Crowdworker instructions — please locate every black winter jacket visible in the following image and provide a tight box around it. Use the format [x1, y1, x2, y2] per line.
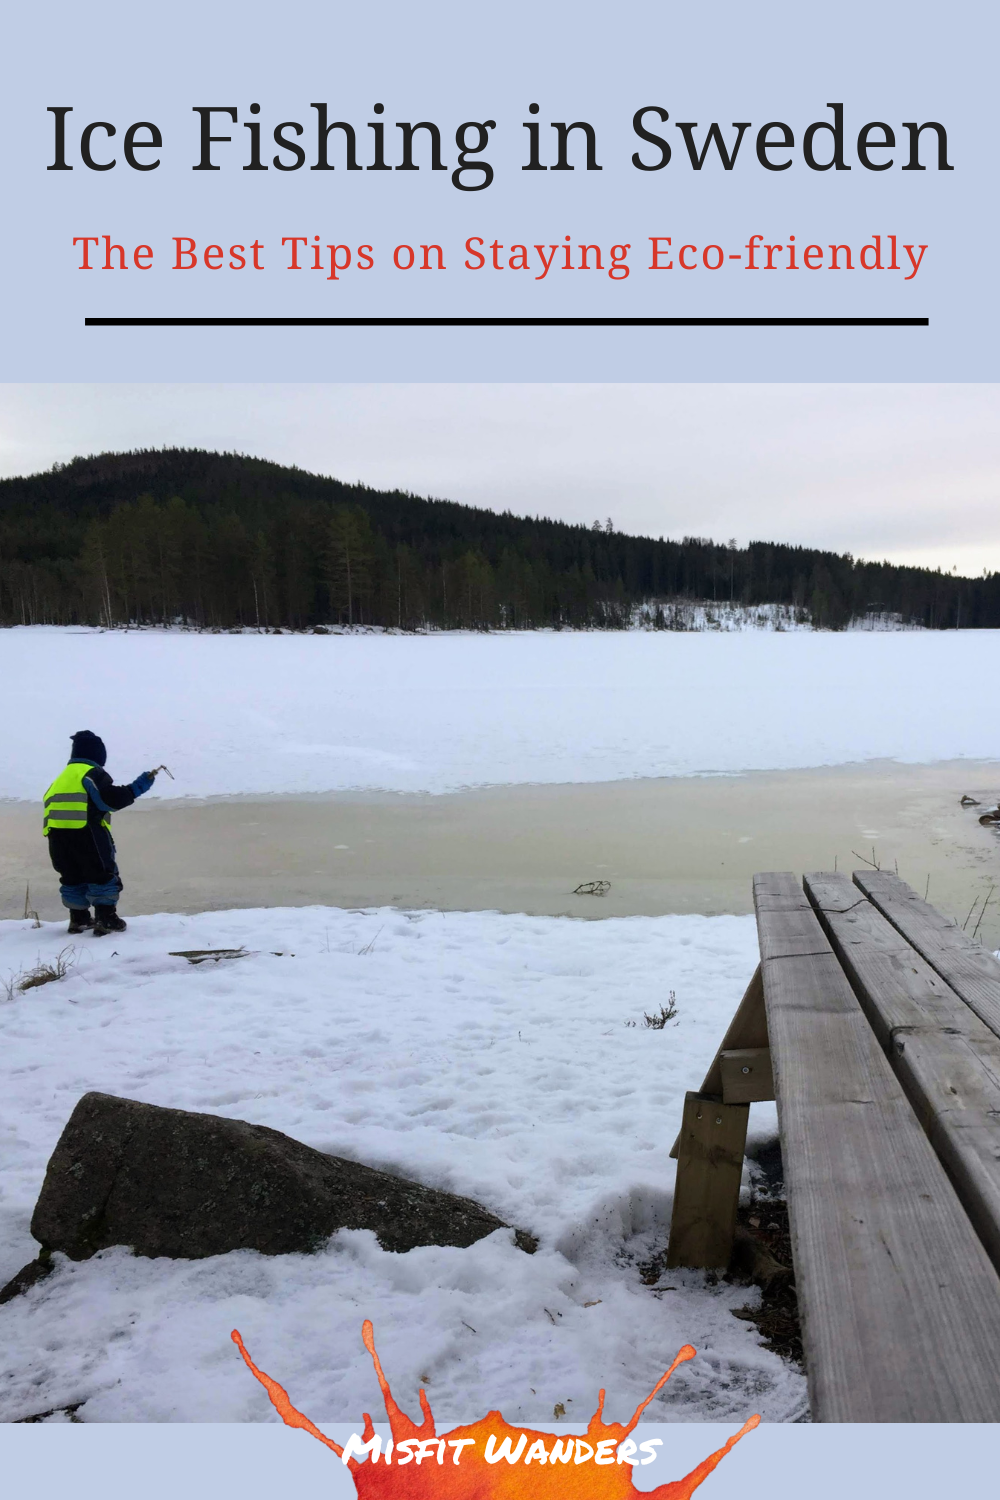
[46, 761, 136, 885]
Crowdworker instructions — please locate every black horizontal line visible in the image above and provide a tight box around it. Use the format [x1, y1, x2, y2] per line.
[85, 315, 928, 329]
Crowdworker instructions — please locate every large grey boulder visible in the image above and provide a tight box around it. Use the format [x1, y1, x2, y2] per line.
[1, 1092, 534, 1299]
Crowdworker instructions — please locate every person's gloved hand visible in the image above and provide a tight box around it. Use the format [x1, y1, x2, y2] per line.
[131, 770, 156, 796]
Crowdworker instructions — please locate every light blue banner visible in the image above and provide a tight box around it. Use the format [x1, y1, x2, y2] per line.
[0, 0, 992, 380]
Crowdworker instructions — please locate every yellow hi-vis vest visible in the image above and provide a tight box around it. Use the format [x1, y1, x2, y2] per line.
[43, 762, 110, 836]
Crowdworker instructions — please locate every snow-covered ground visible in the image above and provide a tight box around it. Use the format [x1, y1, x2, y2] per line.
[2, 626, 999, 799]
[0, 904, 801, 1425]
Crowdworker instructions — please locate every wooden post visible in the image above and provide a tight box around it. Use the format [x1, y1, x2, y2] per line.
[669, 964, 766, 1158]
[666, 1090, 750, 1269]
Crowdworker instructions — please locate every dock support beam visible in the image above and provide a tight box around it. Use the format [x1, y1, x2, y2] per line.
[666, 1091, 750, 1269]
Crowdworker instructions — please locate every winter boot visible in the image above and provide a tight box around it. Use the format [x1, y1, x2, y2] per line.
[93, 905, 127, 937]
[67, 908, 94, 935]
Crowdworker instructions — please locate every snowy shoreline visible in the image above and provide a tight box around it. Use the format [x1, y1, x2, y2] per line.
[0, 599, 920, 636]
[0, 903, 804, 1425]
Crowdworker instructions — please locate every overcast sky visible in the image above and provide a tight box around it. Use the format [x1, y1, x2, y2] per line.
[1, 383, 997, 577]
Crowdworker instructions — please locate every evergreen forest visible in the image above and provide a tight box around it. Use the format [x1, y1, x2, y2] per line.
[0, 448, 994, 631]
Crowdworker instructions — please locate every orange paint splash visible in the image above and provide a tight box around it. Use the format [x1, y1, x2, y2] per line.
[232, 1323, 759, 1498]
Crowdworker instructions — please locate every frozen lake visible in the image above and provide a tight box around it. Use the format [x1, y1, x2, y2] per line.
[2, 626, 1000, 799]
[5, 759, 1000, 949]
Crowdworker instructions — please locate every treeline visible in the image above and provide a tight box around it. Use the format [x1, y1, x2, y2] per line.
[1, 447, 996, 631]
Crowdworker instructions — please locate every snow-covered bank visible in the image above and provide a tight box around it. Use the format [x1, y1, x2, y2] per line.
[2, 627, 1000, 799]
[0, 904, 801, 1424]
[630, 600, 910, 631]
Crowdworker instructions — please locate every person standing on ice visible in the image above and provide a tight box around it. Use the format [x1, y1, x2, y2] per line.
[43, 731, 156, 937]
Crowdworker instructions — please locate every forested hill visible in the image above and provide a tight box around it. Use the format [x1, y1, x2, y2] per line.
[0, 448, 994, 631]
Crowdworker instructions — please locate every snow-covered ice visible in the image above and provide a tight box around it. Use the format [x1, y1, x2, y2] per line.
[1, 626, 999, 799]
[0, 904, 801, 1425]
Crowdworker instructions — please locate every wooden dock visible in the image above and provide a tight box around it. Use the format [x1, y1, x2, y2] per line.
[666, 870, 1000, 1422]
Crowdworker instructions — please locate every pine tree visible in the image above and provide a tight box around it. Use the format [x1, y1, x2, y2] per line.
[326, 506, 375, 625]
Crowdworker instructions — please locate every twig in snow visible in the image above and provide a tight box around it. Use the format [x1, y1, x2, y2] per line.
[23, 884, 41, 928]
[973, 885, 996, 942]
[170, 948, 250, 964]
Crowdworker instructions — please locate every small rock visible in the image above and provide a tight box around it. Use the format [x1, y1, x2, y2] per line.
[0, 1252, 53, 1305]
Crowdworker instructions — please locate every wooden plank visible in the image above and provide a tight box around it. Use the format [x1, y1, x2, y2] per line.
[855, 868, 1000, 1040]
[666, 1092, 749, 1269]
[805, 871, 1000, 1273]
[753, 870, 1000, 1422]
[720, 1047, 774, 1104]
[668, 965, 765, 1158]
